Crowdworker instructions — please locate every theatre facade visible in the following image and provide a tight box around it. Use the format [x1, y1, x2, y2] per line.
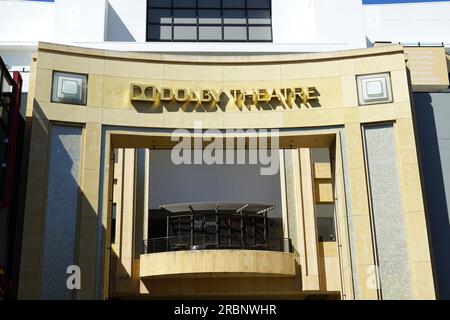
[18, 42, 437, 300]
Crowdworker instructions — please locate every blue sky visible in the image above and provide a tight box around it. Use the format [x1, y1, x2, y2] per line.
[28, 0, 450, 3]
[363, 0, 449, 3]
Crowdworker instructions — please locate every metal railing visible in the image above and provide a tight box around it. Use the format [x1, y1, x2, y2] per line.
[143, 235, 292, 254]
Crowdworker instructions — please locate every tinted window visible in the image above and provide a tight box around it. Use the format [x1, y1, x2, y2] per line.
[148, 0, 170, 7]
[223, 0, 246, 8]
[247, 0, 270, 8]
[148, 9, 171, 23]
[146, 0, 272, 42]
[173, 0, 196, 8]
[198, 0, 220, 7]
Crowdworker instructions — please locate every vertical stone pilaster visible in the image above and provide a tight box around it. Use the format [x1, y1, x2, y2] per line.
[299, 148, 320, 291]
[18, 112, 50, 299]
[344, 123, 378, 300]
[76, 122, 102, 299]
[279, 150, 289, 240]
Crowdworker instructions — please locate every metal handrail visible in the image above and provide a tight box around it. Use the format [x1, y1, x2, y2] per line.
[143, 236, 292, 254]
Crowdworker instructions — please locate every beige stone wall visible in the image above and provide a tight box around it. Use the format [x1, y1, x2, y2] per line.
[404, 47, 450, 92]
[18, 42, 436, 300]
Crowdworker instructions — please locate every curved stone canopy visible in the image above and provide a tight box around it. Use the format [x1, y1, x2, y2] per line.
[160, 202, 274, 215]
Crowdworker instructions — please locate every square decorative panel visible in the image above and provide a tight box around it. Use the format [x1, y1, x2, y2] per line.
[51, 71, 87, 105]
[357, 73, 393, 105]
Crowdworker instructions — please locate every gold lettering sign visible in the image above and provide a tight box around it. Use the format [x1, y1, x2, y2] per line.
[130, 84, 318, 108]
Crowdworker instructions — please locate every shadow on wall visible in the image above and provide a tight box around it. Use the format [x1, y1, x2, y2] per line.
[413, 92, 450, 300]
[105, 2, 136, 42]
[17, 100, 107, 300]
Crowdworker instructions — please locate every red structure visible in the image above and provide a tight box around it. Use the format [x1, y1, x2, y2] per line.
[0, 57, 23, 300]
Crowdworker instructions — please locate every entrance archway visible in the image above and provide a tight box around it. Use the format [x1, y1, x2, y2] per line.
[103, 129, 343, 299]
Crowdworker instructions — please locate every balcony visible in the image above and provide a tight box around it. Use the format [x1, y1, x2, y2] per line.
[140, 249, 296, 279]
[143, 236, 292, 254]
[139, 202, 296, 279]
[140, 237, 294, 278]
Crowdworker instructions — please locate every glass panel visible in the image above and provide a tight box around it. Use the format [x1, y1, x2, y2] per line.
[147, 0, 272, 42]
[198, 0, 220, 8]
[248, 26, 271, 40]
[247, 0, 270, 9]
[223, 0, 245, 8]
[173, 9, 196, 24]
[315, 204, 336, 242]
[317, 217, 335, 242]
[199, 26, 222, 40]
[148, 9, 172, 23]
[148, 25, 172, 40]
[147, 25, 159, 40]
[1, 74, 12, 95]
[223, 9, 246, 24]
[173, 0, 196, 8]
[174, 26, 197, 40]
[160, 25, 172, 40]
[0, 104, 8, 128]
[0, 169, 4, 197]
[198, 9, 221, 24]
[224, 26, 247, 40]
[148, 0, 171, 8]
[247, 9, 271, 24]
[312, 148, 330, 163]
[0, 78, 12, 108]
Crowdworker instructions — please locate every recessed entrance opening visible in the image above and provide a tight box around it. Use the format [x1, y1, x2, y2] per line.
[107, 131, 339, 299]
[146, 149, 286, 253]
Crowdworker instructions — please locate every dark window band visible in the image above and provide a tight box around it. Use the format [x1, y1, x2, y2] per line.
[146, 0, 273, 42]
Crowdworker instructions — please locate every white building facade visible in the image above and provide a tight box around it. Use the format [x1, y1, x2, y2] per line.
[1, 0, 450, 300]
[1, 0, 450, 93]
